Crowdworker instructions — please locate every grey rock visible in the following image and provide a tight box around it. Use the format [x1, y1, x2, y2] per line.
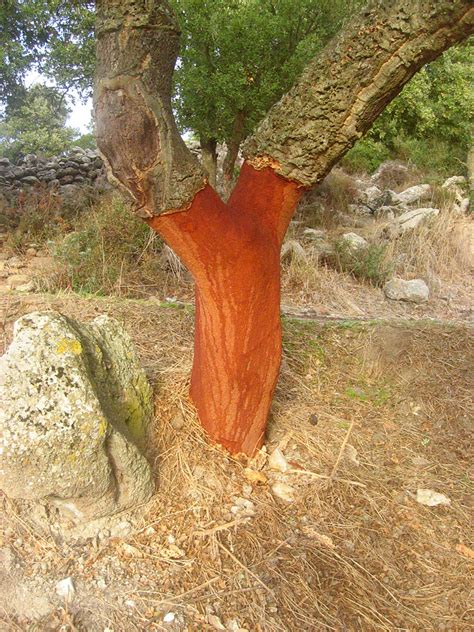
[340, 232, 368, 250]
[23, 154, 38, 165]
[363, 185, 382, 203]
[384, 278, 429, 303]
[0, 158, 10, 167]
[348, 203, 372, 216]
[0, 312, 155, 523]
[20, 176, 40, 185]
[442, 175, 466, 189]
[303, 228, 327, 240]
[16, 281, 35, 293]
[458, 198, 470, 214]
[37, 170, 57, 182]
[395, 184, 431, 205]
[281, 239, 307, 262]
[385, 207, 440, 239]
[57, 167, 77, 178]
[374, 205, 398, 220]
[44, 161, 59, 169]
[393, 207, 439, 235]
[374, 189, 401, 208]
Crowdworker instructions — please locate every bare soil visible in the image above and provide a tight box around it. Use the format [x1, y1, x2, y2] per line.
[1, 293, 472, 631]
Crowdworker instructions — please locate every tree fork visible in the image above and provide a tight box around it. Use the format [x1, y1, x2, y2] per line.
[95, 0, 473, 455]
[148, 163, 301, 454]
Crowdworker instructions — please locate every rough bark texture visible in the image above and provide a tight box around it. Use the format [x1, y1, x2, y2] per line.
[243, 0, 474, 187]
[148, 163, 301, 454]
[94, 0, 206, 217]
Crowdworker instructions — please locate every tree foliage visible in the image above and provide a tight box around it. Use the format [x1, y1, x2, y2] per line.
[0, 0, 51, 107]
[171, 0, 358, 148]
[0, 0, 94, 110]
[1, 0, 358, 179]
[0, 84, 78, 160]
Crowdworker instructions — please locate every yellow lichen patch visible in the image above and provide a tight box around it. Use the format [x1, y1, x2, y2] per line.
[56, 338, 83, 355]
[98, 417, 108, 438]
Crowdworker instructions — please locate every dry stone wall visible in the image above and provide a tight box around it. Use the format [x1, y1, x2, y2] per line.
[0, 147, 108, 201]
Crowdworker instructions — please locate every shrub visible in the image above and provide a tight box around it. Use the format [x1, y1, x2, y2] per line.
[4, 186, 84, 253]
[44, 194, 169, 297]
[391, 136, 467, 179]
[332, 240, 393, 287]
[342, 138, 391, 174]
[298, 168, 360, 229]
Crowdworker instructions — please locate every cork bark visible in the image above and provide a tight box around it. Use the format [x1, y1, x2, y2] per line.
[94, 0, 206, 218]
[243, 0, 474, 187]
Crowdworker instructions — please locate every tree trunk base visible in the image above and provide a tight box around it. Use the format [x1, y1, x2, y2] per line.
[149, 163, 302, 455]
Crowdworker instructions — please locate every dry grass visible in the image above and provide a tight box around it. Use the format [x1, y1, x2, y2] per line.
[382, 205, 473, 286]
[0, 293, 472, 631]
[298, 169, 361, 230]
[282, 191, 473, 315]
[36, 194, 192, 300]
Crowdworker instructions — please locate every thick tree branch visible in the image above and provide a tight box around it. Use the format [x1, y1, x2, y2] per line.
[243, 0, 474, 187]
[94, 0, 206, 218]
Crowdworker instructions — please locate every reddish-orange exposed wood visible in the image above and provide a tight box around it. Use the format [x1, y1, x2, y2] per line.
[148, 162, 302, 455]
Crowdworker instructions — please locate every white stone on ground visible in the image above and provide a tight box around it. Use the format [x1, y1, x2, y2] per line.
[341, 232, 368, 250]
[395, 184, 431, 205]
[384, 278, 429, 303]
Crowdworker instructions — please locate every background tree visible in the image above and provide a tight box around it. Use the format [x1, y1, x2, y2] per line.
[0, 84, 78, 160]
[95, 0, 473, 456]
[0, 0, 93, 112]
[0, 0, 51, 108]
[1, 1, 471, 181]
[0, 0, 357, 184]
[171, 0, 360, 187]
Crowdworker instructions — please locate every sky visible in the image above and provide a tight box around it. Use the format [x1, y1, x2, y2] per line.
[69, 97, 93, 133]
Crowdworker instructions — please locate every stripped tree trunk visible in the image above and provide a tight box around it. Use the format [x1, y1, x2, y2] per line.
[149, 164, 301, 453]
[95, 0, 473, 455]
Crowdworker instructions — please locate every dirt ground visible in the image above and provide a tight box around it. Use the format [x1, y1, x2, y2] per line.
[0, 293, 472, 631]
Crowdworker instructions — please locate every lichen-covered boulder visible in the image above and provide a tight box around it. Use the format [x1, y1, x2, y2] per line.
[0, 311, 155, 523]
